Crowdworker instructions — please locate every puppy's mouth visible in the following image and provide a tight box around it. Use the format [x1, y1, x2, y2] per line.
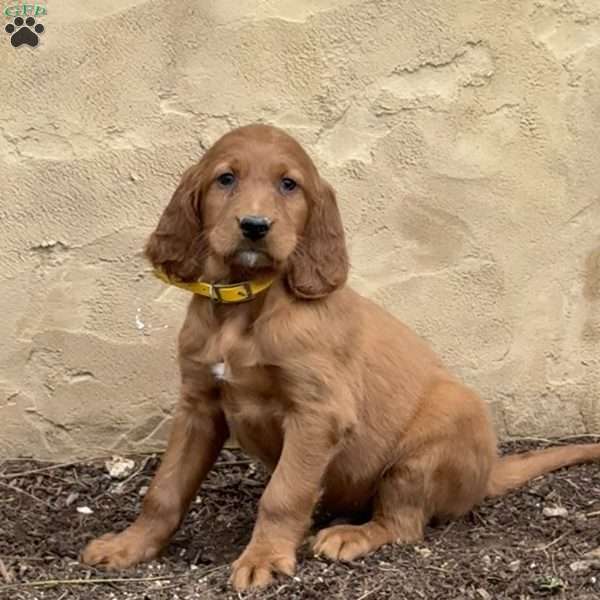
[231, 248, 273, 269]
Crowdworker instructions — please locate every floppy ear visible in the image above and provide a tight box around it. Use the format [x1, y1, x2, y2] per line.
[287, 179, 349, 299]
[144, 165, 208, 282]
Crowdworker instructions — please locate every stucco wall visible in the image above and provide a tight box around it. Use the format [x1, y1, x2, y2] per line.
[1, 0, 599, 459]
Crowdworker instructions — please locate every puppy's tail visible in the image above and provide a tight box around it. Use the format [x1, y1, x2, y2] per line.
[486, 442, 600, 498]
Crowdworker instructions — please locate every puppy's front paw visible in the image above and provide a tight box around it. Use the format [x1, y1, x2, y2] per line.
[230, 544, 296, 591]
[81, 529, 161, 570]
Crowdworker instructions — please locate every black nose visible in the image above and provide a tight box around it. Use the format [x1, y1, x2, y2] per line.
[239, 215, 271, 241]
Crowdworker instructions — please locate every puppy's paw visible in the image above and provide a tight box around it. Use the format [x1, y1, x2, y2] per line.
[313, 524, 373, 561]
[81, 530, 161, 570]
[230, 545, 296, 591]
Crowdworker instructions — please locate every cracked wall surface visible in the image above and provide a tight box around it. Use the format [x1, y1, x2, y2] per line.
[1, 0, 599, 459]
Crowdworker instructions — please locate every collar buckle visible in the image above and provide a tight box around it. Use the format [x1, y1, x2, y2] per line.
[210, 282, 253, 303]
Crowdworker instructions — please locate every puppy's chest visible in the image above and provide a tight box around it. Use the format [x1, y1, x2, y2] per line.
[213, 359, 284, 433]
[208, 357, 275, 393]
[202, 327, 282, 412]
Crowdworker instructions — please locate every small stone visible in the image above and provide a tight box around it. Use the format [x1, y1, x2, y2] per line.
[65, 492, 79, 507]
[138, 485, 149, 497]
[415, 547, 432, 558]
[220, 449, 236, 462]
[542, 506, 568, 518]
[584, 548, 600, 560]
[569, 557, 600, 573]
[105, 456, 136, 480]
[574, 513, 589, 532]
[482, 555, 492, 567]
[508, 559, 521, 572]
[76, 506, 93, 515]
[570, 560, 593, 573]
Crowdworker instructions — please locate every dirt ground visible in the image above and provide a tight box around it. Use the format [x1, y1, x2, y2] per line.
[1, 437, 600, 600]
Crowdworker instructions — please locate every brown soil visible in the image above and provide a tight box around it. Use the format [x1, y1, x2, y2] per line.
[1, 438, 600, 600]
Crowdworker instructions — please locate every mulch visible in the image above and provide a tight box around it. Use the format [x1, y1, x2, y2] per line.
[1, 437, 600, 600]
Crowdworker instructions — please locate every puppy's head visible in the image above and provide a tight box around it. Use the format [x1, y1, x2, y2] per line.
[145, 124, 348, 298]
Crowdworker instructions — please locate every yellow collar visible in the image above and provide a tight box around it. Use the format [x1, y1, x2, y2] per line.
[153, 268, 274, 304]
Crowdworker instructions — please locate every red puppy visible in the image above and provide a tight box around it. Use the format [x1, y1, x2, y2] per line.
[82, 124, 600, 591]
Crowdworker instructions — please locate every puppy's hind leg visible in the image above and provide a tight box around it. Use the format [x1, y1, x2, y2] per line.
[314, 380, 495, 562]
[313, 461, 427, 561]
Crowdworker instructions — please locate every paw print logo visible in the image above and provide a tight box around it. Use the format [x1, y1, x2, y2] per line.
[5, 16, 44, 47]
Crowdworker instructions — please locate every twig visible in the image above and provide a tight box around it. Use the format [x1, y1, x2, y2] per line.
[357, 577, 390, 600]
[437, 519, 457, 541]
[503, 434, 600, 446]
[261, 583, 292, 599]
[0, 575, 181, 589]
[423, 565, 451, 574]
[585, 510, 600, 518]
[0, 556, 52, 562]
[536, 531, 568, 552]
[0, 481, 52, 509]
[0, 460, 101, 480]
[1, 457, 58, 464]
[0, 451, 160, 480]
[0, 559, 12, 584]
[470, 511, 487, 528]
[215, 459, 252, 467]
[563, 478, 582, 492]
[117, 455, 154, 487]
[377, 567, 404, 574]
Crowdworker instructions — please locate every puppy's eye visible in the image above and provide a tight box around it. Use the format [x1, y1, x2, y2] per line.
[280, 177, 297, 194]
[216, 172, 236, 187]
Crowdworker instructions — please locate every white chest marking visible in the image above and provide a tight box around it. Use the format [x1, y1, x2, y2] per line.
[211, 361, 226, 381]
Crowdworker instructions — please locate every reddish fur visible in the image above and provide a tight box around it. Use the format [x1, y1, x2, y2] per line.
[81, 124, 600, 591]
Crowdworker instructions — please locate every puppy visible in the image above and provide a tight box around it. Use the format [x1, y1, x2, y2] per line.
[82, 124, 600, 591]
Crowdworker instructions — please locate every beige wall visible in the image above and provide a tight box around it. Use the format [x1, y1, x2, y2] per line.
[1, 0, 599, 459]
